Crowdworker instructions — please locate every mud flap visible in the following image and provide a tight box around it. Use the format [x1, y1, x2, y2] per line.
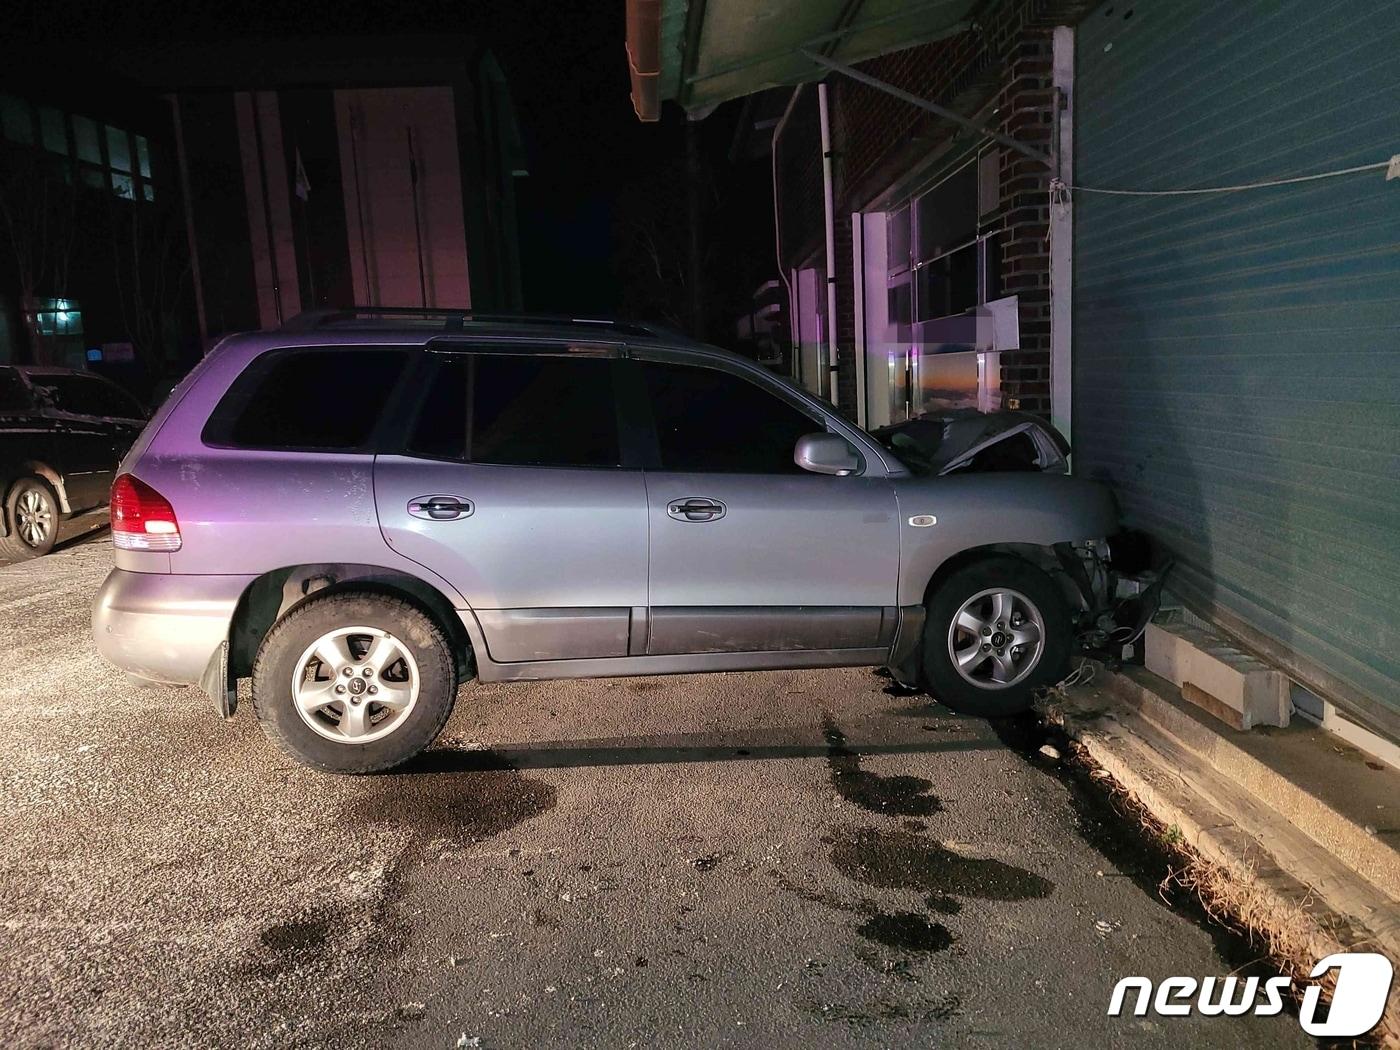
[200, 640, 236, 719]
[886, 605, 927, 688]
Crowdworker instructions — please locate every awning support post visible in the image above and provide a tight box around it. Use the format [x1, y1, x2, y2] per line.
[798, 48, 1053, 168]
[817, 82, 840, 407]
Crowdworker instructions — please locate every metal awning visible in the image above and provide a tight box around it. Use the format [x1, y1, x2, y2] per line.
[626, 0, 979, 121]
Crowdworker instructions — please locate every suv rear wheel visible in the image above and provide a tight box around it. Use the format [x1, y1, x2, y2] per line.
[2, 477, 59, 560]
[921, 555, 1071, 717]
[252, 593, 457, 773]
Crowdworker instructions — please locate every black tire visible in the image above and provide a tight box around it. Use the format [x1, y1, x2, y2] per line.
[1, 476, 60, 561]
[921, 555, 1071, 717]
[252, 592, 458, 774]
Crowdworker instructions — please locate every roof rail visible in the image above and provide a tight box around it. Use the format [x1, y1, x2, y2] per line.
[279, 307, 663, 339]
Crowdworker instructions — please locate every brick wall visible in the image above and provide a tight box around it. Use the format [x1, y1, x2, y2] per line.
[776, 0, 1088, 420]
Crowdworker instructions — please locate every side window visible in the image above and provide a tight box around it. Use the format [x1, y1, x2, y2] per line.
[78, 377, 145, 420]
[203, 349, 409, 450]
[639, 360, 821, 474]
[97, 379, 146, 420]
[408, 354, 620, 468]
[30, 375, 104, 417]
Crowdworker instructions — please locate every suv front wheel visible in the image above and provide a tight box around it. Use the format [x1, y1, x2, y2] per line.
[252, 593, 458, 773]
[921, 556, 1071, 717]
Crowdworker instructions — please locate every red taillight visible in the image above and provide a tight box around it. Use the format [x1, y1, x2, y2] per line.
[110, 474, 181, 552]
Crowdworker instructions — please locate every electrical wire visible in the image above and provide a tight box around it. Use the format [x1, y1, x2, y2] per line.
[1051, 155, 1396, 200]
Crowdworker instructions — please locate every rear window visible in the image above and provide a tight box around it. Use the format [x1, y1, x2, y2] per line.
[203, 348, 409, 450]
[408, 354, 620, 468]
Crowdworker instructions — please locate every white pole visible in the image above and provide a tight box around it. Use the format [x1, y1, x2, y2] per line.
[817, 82, 840, 407]
[771, 87, 803, 380]
[1050, 26, 1075, 458]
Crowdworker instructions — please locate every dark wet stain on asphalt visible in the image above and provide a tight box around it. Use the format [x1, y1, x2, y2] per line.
[822, 716, 943, 817]
[923, 893, 961, 915]
[343, 763, 556, 842]
[259, 915, 332, 954]
[830, 827, 1053, 900]
[856, 911, 954, 952]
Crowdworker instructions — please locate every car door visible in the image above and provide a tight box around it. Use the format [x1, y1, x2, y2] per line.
[632, 355, 901, 656]
[374, 348, 649, 664]
[25, 373, 114, 511]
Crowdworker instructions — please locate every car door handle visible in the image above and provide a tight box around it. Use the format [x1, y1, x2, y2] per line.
[667, 497, 726, 522]
[408, 495, 474, 521]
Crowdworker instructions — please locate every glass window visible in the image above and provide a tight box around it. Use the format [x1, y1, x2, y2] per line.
[408, 354, 620, 468]
[914, 243, 979, 322]
[205, 349, 409, 450]
[111, 172, 135, 199]
[72, 116, 101, 164]
[85, 377, 146, 420]
[42, 375, 144, 419]
[135, 135, 151, 178]
[914, 162, 977, 261]
[29, 374, 112, 417]
[0, 94, 34, 144]
[887, 205, 910, 275]
[640, 361, 820, 474]
[105, 125, 131, 172]
[38, 107, 68, 155]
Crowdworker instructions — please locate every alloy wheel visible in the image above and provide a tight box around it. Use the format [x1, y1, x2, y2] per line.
[15, 487, 53, 549]
[291, 626, 420, 743]
[946, 587, 1046, 690]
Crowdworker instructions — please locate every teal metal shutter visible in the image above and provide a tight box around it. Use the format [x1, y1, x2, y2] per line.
[1072, 0, 1400, 736]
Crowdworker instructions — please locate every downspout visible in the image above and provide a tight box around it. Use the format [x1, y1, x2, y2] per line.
[817, 82, 839, 407]
[167, 94, 208, 352]
[771, 86, 802, 379]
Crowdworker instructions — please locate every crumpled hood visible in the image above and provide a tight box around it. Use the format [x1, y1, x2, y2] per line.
[873, 410, 1070, 476]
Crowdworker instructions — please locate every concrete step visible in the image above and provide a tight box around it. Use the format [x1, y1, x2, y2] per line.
[1045, 674, 1400, 1042]
[1096, 663, 1400, 903]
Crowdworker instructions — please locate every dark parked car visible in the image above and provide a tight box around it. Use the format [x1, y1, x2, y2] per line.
[0, 365, 148, 560]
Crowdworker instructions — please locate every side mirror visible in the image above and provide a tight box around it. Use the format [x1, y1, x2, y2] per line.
[794, 432, 860, 476]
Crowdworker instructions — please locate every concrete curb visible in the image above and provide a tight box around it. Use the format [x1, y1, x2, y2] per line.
[1100, 664, 1400, 901]
[1042, 665, 1400, 1045]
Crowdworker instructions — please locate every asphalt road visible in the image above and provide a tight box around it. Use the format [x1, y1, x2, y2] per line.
[0, 539, 1311, 1049]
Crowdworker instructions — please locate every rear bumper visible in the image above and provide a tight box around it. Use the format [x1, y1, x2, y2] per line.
[92, 569, 255, 686]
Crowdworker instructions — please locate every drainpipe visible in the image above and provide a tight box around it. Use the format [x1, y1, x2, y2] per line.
[771, 86, 802, 379]
[817, 82, 839, 407]
[167, 94, 208, 352]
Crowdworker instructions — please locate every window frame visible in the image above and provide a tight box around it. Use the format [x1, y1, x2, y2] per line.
[200, 345, 416, 453]
[392, 345, 639, 472]
[625, 351, 867, 477]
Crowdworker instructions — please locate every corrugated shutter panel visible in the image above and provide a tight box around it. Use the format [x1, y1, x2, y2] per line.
[1072, 0, 1400, 735]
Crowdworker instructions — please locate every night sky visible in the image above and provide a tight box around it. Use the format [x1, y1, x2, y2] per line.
[8, 0, 775, 337]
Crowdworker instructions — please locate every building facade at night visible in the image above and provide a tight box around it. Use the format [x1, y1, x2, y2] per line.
[626, 0, 1399, 743]
[0, 69, 190, 383]
[0, 37, 527, 378]
[134, 38, 529, 345]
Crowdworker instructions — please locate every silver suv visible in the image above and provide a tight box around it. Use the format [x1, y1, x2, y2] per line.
[93, 310, 1117, 773]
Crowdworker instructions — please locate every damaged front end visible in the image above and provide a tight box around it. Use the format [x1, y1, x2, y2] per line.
[873, 410, 1170, 671]
[1057, 530, 1173, 668]
[872, 409, 1070, 477]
